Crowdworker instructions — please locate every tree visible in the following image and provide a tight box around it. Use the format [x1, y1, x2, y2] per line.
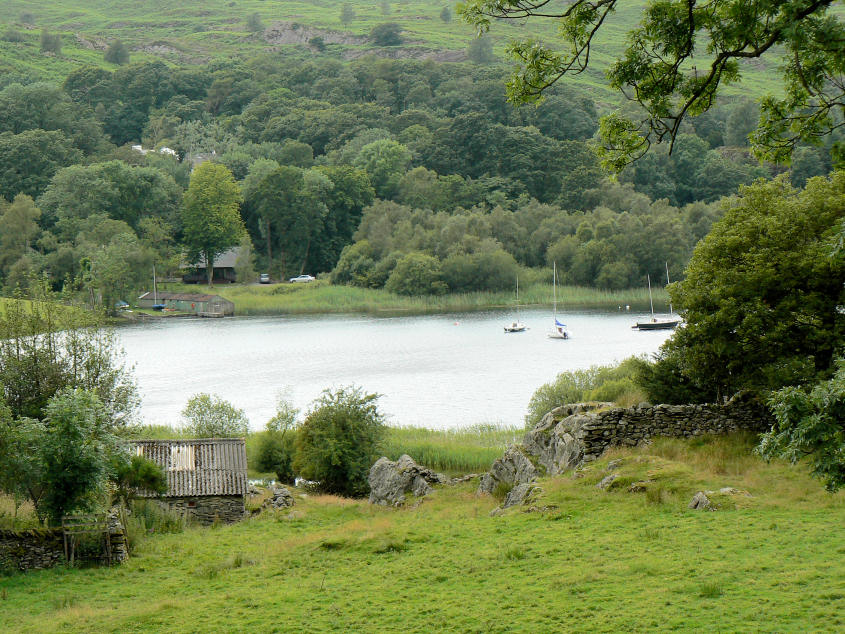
[181, 162, 246, 286]
[246, 13, 265, 33]
[38, 388, 115, 523]
[0, 284, 138, 424]
[459, 0, 844, 168]
[293, 386, 385, 497]
[353, 139, 411, 199]
[181, 393, 249, 438]
[340, 4, 356, 26]
[39, 29, 61, 54]
[0, 194, 41, 276]
[759, 358, 845, 492]
[662, 172, 845, 398]
[440, 7, 452, 22]
[104, 39, 130, 65]
[466, 35, 494, 65]
[256, 395, 300, 484]
[385, 252, 448, 296]
[369, 23, 403, 46]
[0, 130, 83, 200]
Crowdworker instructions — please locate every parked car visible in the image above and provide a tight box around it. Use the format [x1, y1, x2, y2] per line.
[259, 273, 271, 284]
[289, 274, 316, 283]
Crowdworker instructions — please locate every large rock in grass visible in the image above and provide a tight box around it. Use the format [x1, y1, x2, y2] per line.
[368, 455, 446, 506]
[477, 446, 539, 496]
[523, 403, 614, 476]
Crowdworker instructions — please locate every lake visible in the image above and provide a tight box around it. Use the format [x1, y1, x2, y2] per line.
[117, 308, 674, 430]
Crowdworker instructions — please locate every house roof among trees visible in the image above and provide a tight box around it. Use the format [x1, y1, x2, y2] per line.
[130, 438, 248, 497]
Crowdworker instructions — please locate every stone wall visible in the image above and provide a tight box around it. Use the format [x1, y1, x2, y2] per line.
[0, 516, 127, 572]
[0, 528, 64, 572]
[162, 495, 245, 525]
[481, 395, 772, 496]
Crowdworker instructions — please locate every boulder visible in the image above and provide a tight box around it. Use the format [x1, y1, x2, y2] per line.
[368, 455, 446, 506]
[596, 473, 619, 490]
[502, 483, 541, 509]
[688, 491, 716, 510]
[264, 487, 295, 510]
[523, 403, 614, 475]
[477, 446, 539, 496]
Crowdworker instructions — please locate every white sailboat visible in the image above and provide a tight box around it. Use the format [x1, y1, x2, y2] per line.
[548, 262, 570, 339]
[504, 275, 527, 333]
[632, 265, 679, 330]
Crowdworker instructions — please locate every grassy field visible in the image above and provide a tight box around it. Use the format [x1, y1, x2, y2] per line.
[2, 433, 843, 631]
[145, 279, 670, 316]
[0, 0, 786, 101]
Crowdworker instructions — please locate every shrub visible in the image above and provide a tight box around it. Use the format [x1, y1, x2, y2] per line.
[2, 29, 25, 43]
[246, 13, 264, 32]
[39, 29, 61, 54]
[293, 386, 385, 497]
[255, 396, 299, 483]
[385, 252, 447, 296]
[370, 23, 402, 46]
[441, 249, 518, 293]
[104, 39, 129, 65]
[181, 393, 249, 438]
[525, 358, 646, 427]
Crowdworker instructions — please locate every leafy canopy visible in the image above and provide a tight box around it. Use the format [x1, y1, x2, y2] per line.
[181, 393, 249, 438]
[459, 0, 844, 168]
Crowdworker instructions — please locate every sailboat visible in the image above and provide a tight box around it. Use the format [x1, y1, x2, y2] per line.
[632, 265, 679, 330]
[503, 275, 527, 333]
[547, 262, 570, 339]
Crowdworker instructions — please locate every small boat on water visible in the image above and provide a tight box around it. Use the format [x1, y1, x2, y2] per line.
[633, 265, 679, 330]
[548, 262, 570, 340]
[504, 275, 527, 333]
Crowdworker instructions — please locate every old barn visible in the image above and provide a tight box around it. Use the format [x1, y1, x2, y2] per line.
[130, 438, 248, 525]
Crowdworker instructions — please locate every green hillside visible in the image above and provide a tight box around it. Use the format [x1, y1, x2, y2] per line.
[0, 0, 784, 99]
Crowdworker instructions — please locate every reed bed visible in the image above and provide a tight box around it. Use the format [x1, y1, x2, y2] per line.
[153, 281, 668, 316]
[383, 423, 521, 475]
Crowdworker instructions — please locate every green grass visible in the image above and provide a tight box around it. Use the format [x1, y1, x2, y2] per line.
[0, 0, 786, 102]
[2, 433, 843, 631]
[147, 279, 669, 316]
[383, 423, 521, 476]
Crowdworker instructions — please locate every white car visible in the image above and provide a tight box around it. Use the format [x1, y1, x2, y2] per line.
[289, 274, 316, 283]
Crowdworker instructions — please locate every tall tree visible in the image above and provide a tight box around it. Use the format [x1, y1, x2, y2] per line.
[460, 0, 844, 168]
[181, 162, 245, 285]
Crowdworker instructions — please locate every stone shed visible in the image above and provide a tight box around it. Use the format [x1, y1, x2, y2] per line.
[131, 438, 248, 525]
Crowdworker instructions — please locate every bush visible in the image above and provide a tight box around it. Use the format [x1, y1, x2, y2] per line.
[39, 29, 61, 54]
[246, 13, 264, 32]
[2, 29, 25, 43]
[104, 39, 129, 65]
[255, 396, 299, 484]
[441, 249, 518, 293]
[370, 23, 402, 46]
[293, 386, 386, 497]
[525, 358, 646, 427]
[181, 393, 249, 438]
[385, 252, 447, 296]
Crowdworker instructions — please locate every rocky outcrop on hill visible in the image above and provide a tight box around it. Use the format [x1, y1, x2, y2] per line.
[368, 455, 447, 506]
[478, 396, 771, 510]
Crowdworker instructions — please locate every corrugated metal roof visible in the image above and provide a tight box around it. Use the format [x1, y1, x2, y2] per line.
[130, 438, 248, 497]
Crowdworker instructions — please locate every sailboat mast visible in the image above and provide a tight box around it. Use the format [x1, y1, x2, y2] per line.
[516, 275, 520, 321]
[553, 261, 557, 321]
[647, 273, 654, 319]
[153, 263, 158, 304]
[665, 262, 673, 314]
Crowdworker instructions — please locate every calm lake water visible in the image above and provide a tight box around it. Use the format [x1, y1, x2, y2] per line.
[117, 308, 674, 430]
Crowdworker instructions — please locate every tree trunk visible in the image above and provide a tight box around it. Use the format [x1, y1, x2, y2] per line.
[206, 251, 214, 286]
[265, 217, 273, 271]
[300, 237, 311, 275]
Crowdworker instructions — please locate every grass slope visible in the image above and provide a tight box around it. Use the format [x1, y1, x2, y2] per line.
[3, 434, 843, 631]
[0, 0, 785, 100]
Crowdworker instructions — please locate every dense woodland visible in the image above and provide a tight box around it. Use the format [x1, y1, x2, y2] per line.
[0, 52, 840, 302]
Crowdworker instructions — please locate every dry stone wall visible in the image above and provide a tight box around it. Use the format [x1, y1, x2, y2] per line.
[481, 395, 773, 498]
[163, 495, 245, 525]
[0, 529, 64, 571]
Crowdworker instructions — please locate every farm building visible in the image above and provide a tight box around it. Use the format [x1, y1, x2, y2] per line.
[182, 246, 241, 284]
[130, 438, 248, 525]
[136, 292, 234, 316]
